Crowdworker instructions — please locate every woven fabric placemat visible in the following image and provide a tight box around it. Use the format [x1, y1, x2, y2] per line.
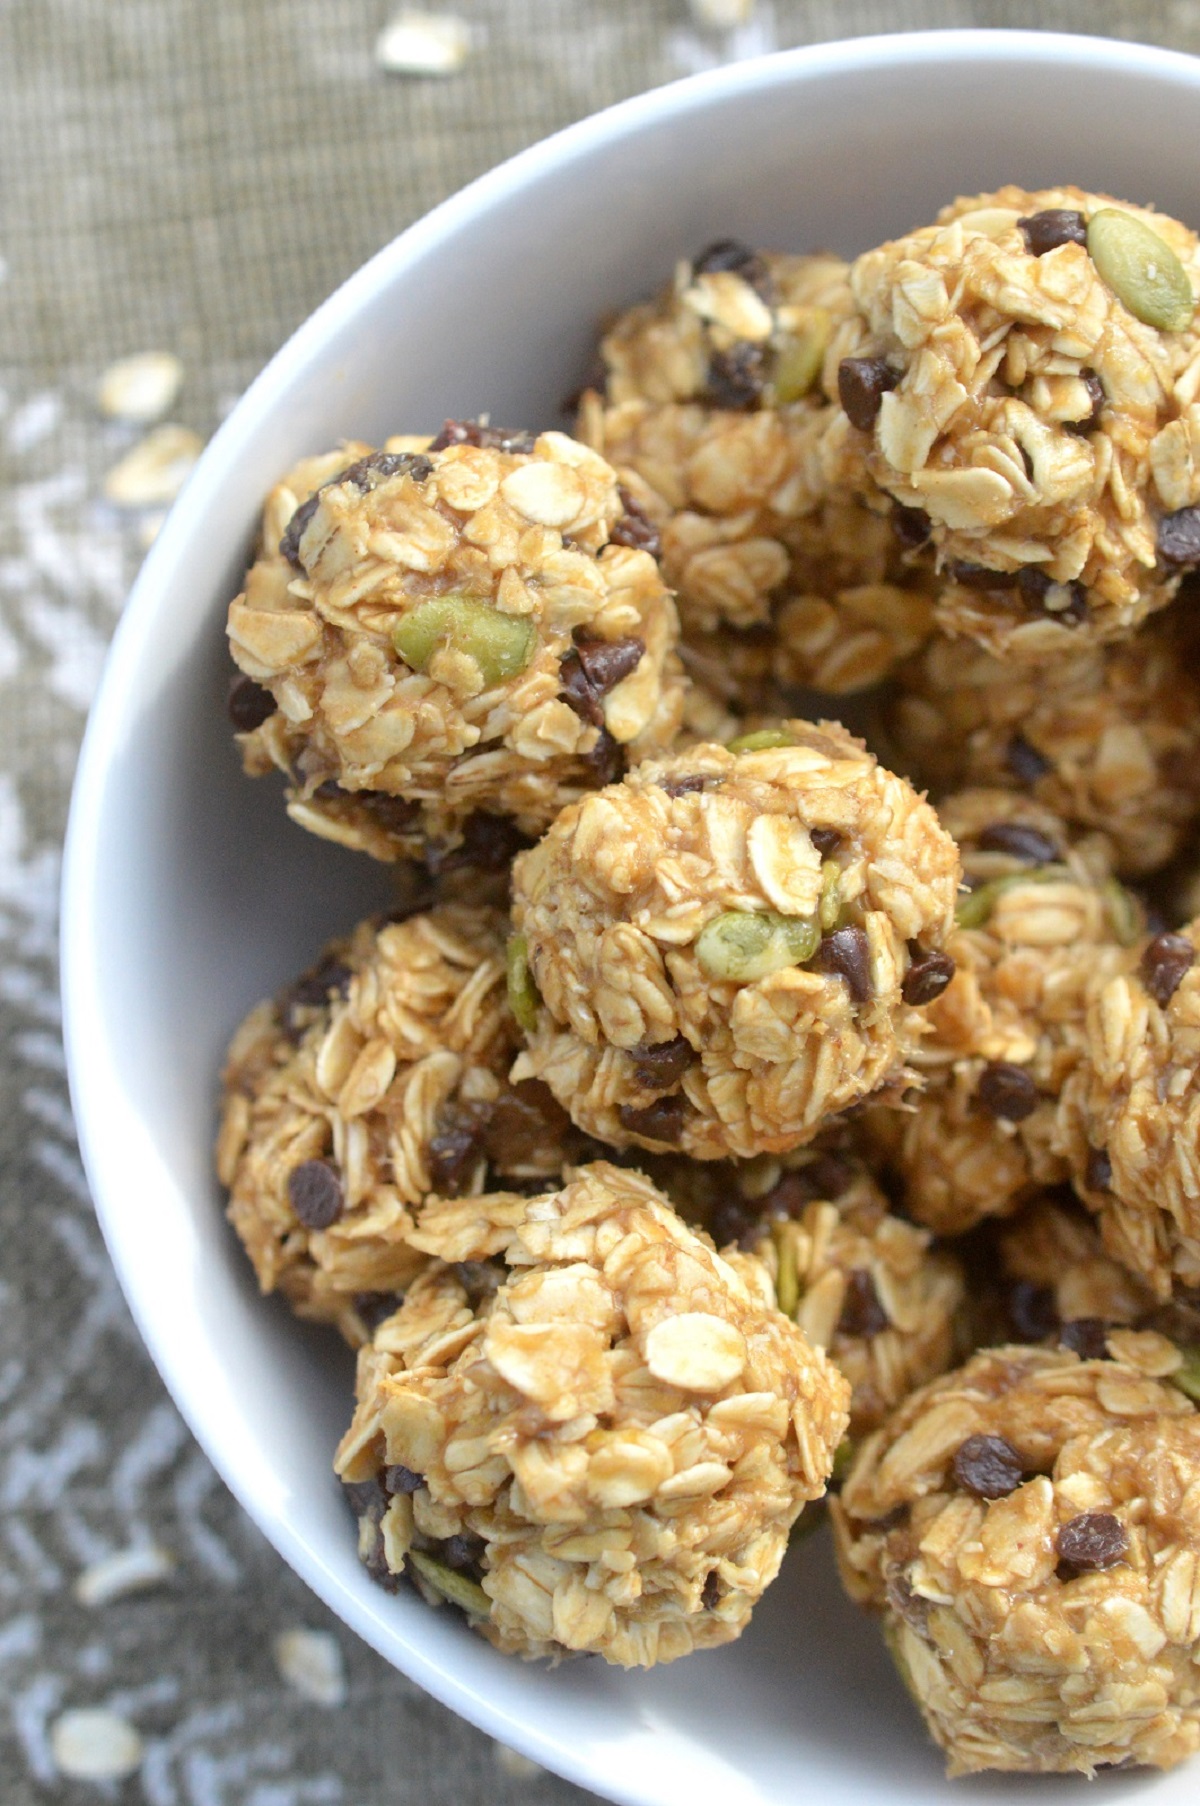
[1, 1, 1196, 1800]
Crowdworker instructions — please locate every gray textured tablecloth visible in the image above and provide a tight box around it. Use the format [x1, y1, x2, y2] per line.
[3, 1, 1198, 1800]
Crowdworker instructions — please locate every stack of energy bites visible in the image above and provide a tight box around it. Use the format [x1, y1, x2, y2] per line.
[217, 190, 1200, 1776]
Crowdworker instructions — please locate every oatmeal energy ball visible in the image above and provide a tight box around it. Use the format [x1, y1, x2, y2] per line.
[216, 905, 579, 1344]
[509, 721, 961, 1161]
[823, 186, 1200, 658]
[1059, 919, 1200, 1298]
[227, 425, 684, 863]
[335, 1162, 849, 1666]
[833, 1343, 1200, 1776]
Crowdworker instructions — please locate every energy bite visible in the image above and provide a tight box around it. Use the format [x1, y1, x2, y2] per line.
[334, 1162, 849, 1666]
[832, 1344, 1200, 1776]
[216, 905, 579, 1344]
[864, 789, 1138, 1234]
[1058, 919, 1200, 1298]
[510, 721, 961, 1161]
[227, 427, 684, 863]
[887, 619, 1200, 876]
[822, 186, 1200, 658]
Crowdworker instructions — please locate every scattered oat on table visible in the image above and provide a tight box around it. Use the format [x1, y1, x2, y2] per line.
[96, 351, 183, 423]
[272, 1627, 348, 1707]
[103, 423, 203, 507]
[375, 11, 471, 76]
[50, 1708, 145, 1782]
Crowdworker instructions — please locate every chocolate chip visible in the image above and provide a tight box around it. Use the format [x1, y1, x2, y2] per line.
[629, 1034, 694, 1092]
[810, 828, 843, 857]
[452, 1261, 503, 1308]
[837, 357, 899, 431]
[1005, 733, 1051, 783]
[1086, 1145, 1113, 1193]
[427, 420, 535, 454]
[586, 726, 626, 787]
[701, 1570, 722, 1610]
[1067, 369, 1106, 434]
[353, 1291, 404, 1334]
[705, 343, 767, 410]
[949, 560, 1016, 590]
[576, 633, 645, 694]
[812, 925, 872, 1003]
[227, 674, 275, 732]
[1059, 1318, 1111, 1360]
[609, 487, 662, 559]
[1018, 209, 1088, 255]
[439, 1532, 486, 1572]
[287, 1159, 344, 1229]
[1056, 1511, 1128, 1573]
[952, 1433, 1024, 1499]
[559, 652, 603, 725]
[902, 949, 956, 1006]
[1140, 930, 1195, 1005]
[1009, 1281, 1059, 1342]
[837, 1268, 889, 1339]
[280, 953, 352, 1036]
[428, 1100, 493, 1195]
[618, 1095, 687, 1145]
[339, 450, 433, 492]
[426, 811, 528, 876]
[976, 1061, 1039, 1122]
[892, 504, 932, 550]
[659, 773, 712, 799]
[384, 1464, 424, 1495]
[1158, 505, 1200, 566]
[976, 821, 1060, 864]
[279, 489, 322, 568]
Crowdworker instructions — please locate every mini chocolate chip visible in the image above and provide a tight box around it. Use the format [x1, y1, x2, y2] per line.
[837, 1268, 889, 1339]
[453, 1261, 503, 1308]
[1005, 732, 1051, 783]
[353, 1291, 404, 1334]
[630, 1034, 694, 1092]
[280, 953, 352, 1036]
[228, 674, 275, 732]
[706, 343, 767, 410]
[1056, 1511, 1128, 1572]
[426, 811, 528, 876]
[976, 821, 1060, 864]
[902, 949, 956, 1006]
[1067, 369, 1106, 434]
[976, 1061, 1039, 1122]
[287, 1159, 344, 1230]
[618, 1095, 687, 1145]
[385, 1464, 424, 1495]
[810, 828, 843, 857]
[339, 450, 433, 492]
[587, 726, 626, 787]
[892, 504, 932, 549]
[575, 633, 645, 695]
[659, 773, 712, 799]
[428, 1100, 493, 1195]
[812, 925, 872, 1003]
[1009, 1281, 1060, 1342]
[837, 356, 899, 431]
[439, 1532, 486, 1572]
[701, 1570, 722, 1610]
[1059, 1318, 1111, 1360]
[1140, 930, 1195, 1005]
[1158, 505, 1200, 565]
[1086, 1145, 1113, 1193]
[949, 560, 1016, 591]
[427, 420, 535, 454]
[1018, 209, 1088, 255]
[609, 487, 662, 558]
[279, 489, 322, 567]
[558, 652, 602, 726]
[952, 1433, 1024, 1499]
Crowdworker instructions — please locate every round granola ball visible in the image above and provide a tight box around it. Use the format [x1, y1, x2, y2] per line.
[226, 424, 684, 864]
[216, 905, 584, 1344]
[334, 1162, 849, 1667]
[887, 619, 1200, 876]
[1058, 919, 1200, 1298]
[660, 1146, 966, 1438]
[832, 1343, 1200, 1776]
[821, 186, 1200, 658]
[509, 722, 961, 1161]
[863, 790, 1139, 1234]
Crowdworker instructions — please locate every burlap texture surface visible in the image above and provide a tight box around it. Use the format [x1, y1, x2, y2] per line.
[2, 1, 1197, 1800]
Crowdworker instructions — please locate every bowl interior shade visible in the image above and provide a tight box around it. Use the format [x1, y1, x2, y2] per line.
[63, 31, 1200, 1806]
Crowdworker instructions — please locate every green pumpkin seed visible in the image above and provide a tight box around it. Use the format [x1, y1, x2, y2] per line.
[727, 727, 795, 754]
[695, 909, 820, 982]
[1086, 209, 1195, 333]
[1170, 1344, 1200, 1404]
[772, 309, 832, 404]
[506, 934, 540, 1032]
[407, 1549, 490, 1617]
[393, 594, 536, 687]
[831, 1436, 856, 1485]
[772, 1224, 800, 1319]
[818, 859, 842, 933]
[954, 867, 1065, 930]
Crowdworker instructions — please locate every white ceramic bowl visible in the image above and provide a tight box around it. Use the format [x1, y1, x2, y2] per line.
[63, 29, 1200, 1805]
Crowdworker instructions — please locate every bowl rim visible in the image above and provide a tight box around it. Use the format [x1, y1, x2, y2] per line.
[61, 26, 1200, 1802]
